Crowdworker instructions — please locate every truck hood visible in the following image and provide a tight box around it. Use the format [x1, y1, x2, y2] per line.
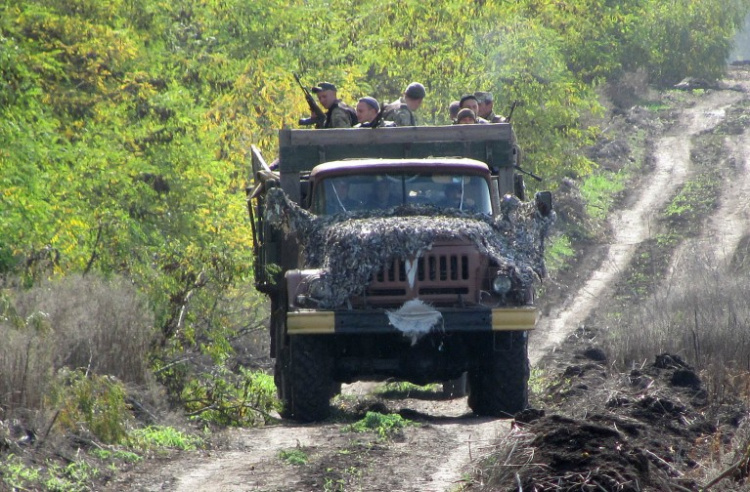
[265, 188, 554, 309]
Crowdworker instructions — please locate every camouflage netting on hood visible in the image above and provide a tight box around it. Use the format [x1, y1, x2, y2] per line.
[264, 187, 555, 309]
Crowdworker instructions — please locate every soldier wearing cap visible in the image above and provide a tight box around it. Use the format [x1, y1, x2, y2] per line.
[474, 91, 506, 123]
[455, 108, 478, 125]
[382, 82, 426, 126]
[354, 97, 396, 128]
[310, 82, 357, 128]
[448, 100, 460, 123]
[459, 94, 489, 124]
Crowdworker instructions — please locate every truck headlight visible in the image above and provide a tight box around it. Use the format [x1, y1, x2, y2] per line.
[492, 275, 512, 295]
[307, 276, 331, 301]
[287, 269, 331, 307]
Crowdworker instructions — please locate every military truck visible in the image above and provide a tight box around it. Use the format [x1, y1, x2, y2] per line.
[248, 124, 553, 422]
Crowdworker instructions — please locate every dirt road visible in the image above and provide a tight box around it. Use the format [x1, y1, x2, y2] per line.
[118, 69, 750, 492]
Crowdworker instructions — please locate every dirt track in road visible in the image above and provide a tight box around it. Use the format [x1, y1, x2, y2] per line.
[117, 72, 750, 492]
[530, 88, 745, 365]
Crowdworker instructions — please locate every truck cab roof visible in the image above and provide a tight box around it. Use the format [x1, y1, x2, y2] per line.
[310, 158, 491, 179]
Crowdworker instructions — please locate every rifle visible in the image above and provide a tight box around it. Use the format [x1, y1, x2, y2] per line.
[294, 73, 326, 128]
[369, 106, 387, 128]
[505, 100, 519, 122]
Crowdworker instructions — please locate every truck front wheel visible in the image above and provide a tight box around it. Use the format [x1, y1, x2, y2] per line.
[468, 331, 529, 417]
[442, 373, 469, 398]
[278, 335, 334, 422]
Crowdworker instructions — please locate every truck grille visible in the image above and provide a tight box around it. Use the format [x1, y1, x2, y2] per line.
[361, 245, 481, 306]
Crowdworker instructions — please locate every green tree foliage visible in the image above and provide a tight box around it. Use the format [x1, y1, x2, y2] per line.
[1, 0, 748, 416]
[626, 0, 749, 86]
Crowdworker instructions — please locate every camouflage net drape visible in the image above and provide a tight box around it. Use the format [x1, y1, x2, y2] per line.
[265, 188, 555, 309]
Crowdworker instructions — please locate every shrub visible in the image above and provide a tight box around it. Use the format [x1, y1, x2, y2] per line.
[51, 368, 132, 444]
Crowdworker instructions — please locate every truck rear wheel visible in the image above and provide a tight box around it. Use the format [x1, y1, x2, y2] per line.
[468, 331, 529, 417]
[278, 335, 334, 422]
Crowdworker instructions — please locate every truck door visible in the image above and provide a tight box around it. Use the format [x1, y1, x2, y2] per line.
[249, 145, 282, 294]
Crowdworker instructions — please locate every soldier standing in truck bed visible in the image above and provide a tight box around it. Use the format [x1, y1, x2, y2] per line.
[459, 94, 489, 124]
[354, 97, 396, 128]
[311, 82, 358, 128]
[475, 91, 507, 123]
[382, 82, 426, 126]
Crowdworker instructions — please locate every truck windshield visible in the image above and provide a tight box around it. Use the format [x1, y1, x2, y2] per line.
[312, 173, 492, 216]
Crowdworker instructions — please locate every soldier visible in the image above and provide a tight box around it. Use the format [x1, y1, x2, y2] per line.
[449, 100, 460, 123]
[474, 91, 506, 123]
[382, 82, 426, 126]
[354, 97, 396, 128]
[310, 82, 358, 128]
[455, 108, 478, 125]
[459, 94, 489, 124]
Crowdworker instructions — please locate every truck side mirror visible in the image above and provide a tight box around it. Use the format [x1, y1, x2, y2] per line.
[535, 191, 553, 217]
[513, 174, 526, 201]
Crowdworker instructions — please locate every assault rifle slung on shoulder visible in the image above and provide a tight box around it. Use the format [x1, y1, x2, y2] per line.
[294, 72, 326, 128]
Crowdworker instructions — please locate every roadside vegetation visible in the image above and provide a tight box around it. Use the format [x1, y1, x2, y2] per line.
[2, 0, 749, 489]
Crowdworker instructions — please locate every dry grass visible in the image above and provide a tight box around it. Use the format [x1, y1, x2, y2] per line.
[603, 239, 750, 403]
[469, 425, 539, 491]
[0, 274, 155, 419]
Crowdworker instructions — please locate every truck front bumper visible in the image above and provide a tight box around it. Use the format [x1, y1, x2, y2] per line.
[286, 306, 537, 335]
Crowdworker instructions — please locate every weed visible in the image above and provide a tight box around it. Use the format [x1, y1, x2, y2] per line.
[129, 425, 203, 451]
[528, 366, 549, 399]
[279, 448, 308, 465]
[323, 465, 364, 492]
[181, 366, 280, 426]
[1, 455, 40, 490]
[580, 173, 625, 220]
[89, 448, 142, 463]
[345, 411, 414, 439]
[545, 234, 575, 274]
[373, 380, 440, 399]
[43, 461, 100, 491]
[640, 101, 671, 112]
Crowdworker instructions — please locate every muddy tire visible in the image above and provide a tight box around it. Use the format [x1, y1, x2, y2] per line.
[442, 373, 469, 398]
[468, 331, 529, 417]
[278, 335, 334, 422]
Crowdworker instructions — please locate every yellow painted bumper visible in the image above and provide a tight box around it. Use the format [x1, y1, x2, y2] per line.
[287, 311, 336, 334]
[490, 307, 537, 331]
[286, 306, 537, 335]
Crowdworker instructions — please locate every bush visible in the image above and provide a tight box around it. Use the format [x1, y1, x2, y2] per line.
[51, 369, 132, 444]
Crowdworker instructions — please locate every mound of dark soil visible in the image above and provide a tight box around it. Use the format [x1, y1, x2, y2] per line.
[513, 328, 748, 491]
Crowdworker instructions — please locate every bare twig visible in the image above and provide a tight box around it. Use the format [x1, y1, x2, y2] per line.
[703, 451, 750, 490]
[643, 448, 683, 477]
[37, 410, 60, 447]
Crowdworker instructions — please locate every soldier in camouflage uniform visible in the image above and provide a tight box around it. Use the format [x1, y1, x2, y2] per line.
[311, 82, 357, 128]
[455, 108, 478, 125]
[459, 94, 489, 124]
[354, 97, 396, 128]
[449, 100, 460, 123]
[382, 82, 426, 126]
[474, 91, 507, 123]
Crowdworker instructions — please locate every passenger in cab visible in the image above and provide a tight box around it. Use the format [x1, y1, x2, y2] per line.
[328, 179, 362, 212]
[366, 179, 400, 209]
